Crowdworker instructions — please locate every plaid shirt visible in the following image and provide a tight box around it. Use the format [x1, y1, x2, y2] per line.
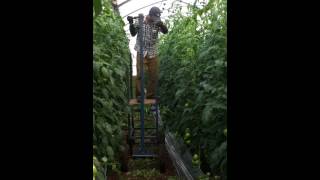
[133, 20, 160, 59]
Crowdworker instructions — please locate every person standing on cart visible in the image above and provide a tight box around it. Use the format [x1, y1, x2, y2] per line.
[127, 7, 168, 101]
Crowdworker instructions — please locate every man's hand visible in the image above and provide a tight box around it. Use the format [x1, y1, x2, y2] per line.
[128, 16, 137, 36]
[127, 16, 133, 24]
[156, 21, 168, 34]
[155, 21, 164, 27]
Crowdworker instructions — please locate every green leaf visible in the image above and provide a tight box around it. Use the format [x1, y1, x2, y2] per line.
[175, 89, 184, 98]
[201, 104, 213, 124]
[93, 0, 102, 16]
[105, 123, 112, 134]
[96, 171, 105, 180]
[106, 146, 114, 158]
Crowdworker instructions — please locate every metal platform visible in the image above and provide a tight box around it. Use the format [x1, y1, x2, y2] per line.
[131, 143, 158, 158]
[129, 98, 156, 105]
[132, 153, 158, 158]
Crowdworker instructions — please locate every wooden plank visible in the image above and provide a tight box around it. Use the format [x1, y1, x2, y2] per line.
[129, 99, 156, 105]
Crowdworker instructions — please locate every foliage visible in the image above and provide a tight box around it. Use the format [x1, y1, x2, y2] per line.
[158, 0, 227, 178]
[93, 0, 130, 179]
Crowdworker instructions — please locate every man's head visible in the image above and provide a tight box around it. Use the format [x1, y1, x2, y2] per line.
[149, 7, 162, 23]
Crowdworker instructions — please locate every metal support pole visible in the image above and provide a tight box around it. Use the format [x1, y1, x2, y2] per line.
[138, 13, 146, 153]
[129, 54, 133, 99]
[128, 54, 132, 135]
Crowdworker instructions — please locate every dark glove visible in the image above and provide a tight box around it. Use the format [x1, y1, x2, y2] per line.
[127, 16, 133, 24]
[155, 21, 164, 27]
[156, 21, 168, 34]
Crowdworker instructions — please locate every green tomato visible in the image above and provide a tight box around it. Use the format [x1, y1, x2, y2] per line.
[186, 140, 191, 145]
[184, 132, 190, 138]
[193, 154, 199, 160]
[192, 159, 200, 166]
[102, 157, 108, 163]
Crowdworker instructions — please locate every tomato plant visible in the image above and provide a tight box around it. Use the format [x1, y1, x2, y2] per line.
[93, 0, 130, 179]
[159, 0, 227, 178]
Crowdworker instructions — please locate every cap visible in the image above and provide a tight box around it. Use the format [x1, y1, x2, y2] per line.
[149, 7, 162, 17]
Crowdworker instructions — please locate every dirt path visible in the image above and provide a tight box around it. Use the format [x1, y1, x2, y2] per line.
[108, 118, 178, 180]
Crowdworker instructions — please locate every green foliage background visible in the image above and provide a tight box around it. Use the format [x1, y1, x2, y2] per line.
[158, 0, 227, 178]
[93, 0, 130, 179]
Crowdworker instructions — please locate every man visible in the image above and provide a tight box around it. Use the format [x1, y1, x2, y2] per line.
[127, 7, 168, 101]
